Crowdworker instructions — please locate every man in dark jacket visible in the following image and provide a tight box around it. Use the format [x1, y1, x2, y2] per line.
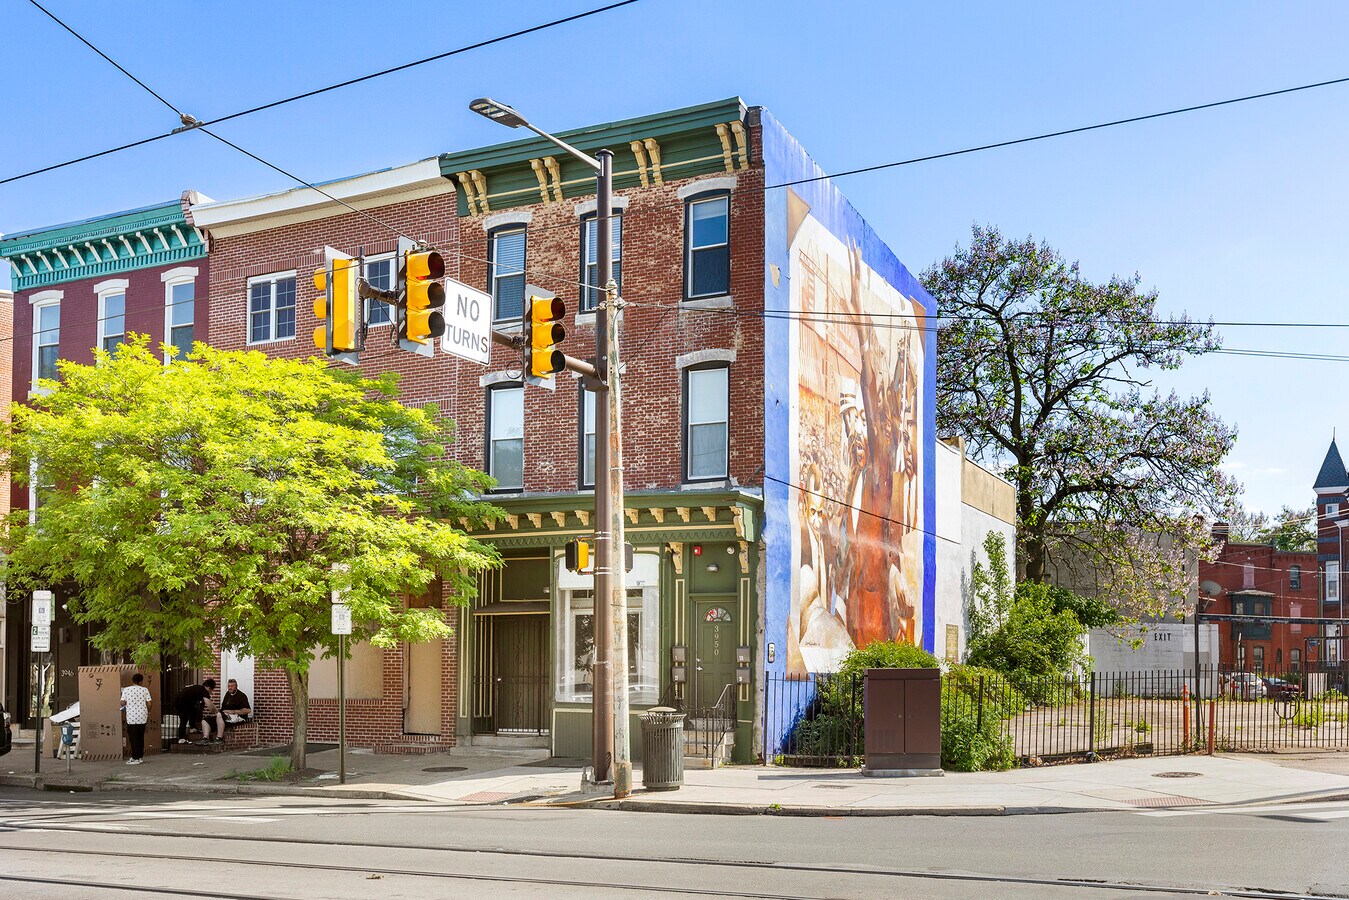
[173, 678, 215, 744]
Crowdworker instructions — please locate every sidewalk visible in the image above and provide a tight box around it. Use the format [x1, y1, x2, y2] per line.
[5, 733, 1349, 816]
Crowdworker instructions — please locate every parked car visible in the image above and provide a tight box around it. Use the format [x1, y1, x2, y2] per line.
[0, 701, 11, 756]
[1261, 677, 1302, 700]
[1222, 672, 1267, 700]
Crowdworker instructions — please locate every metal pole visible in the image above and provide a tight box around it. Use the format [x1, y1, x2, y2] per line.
[338, 633, 346, 785]
[607, 252, 632, 798]
[34, 653, 44, 775]
[591, 150, 614, 786]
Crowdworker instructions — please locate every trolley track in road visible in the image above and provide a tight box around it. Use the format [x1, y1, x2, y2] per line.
[0, 822, 1334, 900]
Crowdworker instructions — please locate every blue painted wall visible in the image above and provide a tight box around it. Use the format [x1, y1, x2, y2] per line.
[759, 109, 938, 756]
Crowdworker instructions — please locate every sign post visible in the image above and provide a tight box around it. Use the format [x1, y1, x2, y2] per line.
[31, 590, 53, 774]
[331, 601, 352, 784]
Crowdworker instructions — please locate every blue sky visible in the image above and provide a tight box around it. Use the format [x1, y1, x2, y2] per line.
[3, 0, 1346, 514]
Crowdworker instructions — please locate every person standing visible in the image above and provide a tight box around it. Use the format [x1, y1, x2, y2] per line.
[119, 673, 152, 765]
[173, 678, 215, 744]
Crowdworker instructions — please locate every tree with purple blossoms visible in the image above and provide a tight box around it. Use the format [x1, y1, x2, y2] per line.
[922, 226, 1237, 617]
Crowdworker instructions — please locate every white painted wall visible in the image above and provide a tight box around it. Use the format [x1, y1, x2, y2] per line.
[933, 440, 1016, 663]
[1086, 623, 1221, 697]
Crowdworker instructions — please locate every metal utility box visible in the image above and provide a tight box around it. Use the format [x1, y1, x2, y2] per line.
[861, 668, 942, 776]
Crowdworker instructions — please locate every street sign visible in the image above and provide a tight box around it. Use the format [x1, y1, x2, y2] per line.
[31, 591, 53, 652]
[439, 277, 492, 365]
[331, 603, 352, 636]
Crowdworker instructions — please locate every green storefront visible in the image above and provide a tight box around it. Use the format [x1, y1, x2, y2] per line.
[451, 491, 761, 763]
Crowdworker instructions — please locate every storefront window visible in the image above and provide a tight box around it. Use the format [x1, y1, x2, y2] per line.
[556, 553, 659, 704]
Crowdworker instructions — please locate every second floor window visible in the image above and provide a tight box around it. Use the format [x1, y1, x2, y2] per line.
[365, 257, 393, 327]
[99, 292, 125, 354]
[1291, 565, 1302, 590]
[34, 303, 60, 384]
[167, 280, 195, 360]
[581, 213, 622, 311]
[685, 365, 729, 481]
[685, 193, 730, 299]
[490, 228, 526, 322]
[488, 384, 524, 491]
[248, 273, 297, 344]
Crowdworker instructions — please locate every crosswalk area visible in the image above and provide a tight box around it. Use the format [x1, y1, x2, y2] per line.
[0, 796, 453, 831]
[1140, 800, 1349, 822]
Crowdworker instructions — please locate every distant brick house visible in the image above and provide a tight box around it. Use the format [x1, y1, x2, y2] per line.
[1198, 531, 1318, 672]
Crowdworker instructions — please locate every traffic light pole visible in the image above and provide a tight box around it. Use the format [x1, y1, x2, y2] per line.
[594, 149, 632, 798]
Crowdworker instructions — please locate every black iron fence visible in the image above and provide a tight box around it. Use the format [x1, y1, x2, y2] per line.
[765, 666, 1349, 767]
[470, 675, 549, 736]
[658, 682, 739, 761]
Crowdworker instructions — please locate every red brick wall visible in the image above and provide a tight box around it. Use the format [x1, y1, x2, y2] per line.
[9, 260, 210, 511]
[1200, 541, 1321, 669]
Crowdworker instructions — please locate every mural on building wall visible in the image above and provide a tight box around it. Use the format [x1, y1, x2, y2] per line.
[760, 108, 937, 693]
[785, 196, 927, 675]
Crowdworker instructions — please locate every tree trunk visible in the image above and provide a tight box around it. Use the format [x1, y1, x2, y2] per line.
[285, 667, 309, 772]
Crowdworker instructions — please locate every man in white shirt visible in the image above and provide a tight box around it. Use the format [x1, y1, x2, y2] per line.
[118, 673, 152, 765]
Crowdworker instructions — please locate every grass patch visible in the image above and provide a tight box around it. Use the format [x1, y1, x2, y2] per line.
[225, 756, 294, 783]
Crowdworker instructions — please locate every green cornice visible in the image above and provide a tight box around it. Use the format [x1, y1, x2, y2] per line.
[440, 98, 749, 216]
[455, 488, 762, 549]
[1, 199, 204, 291]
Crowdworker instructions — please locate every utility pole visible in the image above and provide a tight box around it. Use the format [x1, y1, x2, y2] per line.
[470, 99, 630, 797]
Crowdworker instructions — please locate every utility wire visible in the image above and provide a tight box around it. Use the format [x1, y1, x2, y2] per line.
[1, 0, 644, 187]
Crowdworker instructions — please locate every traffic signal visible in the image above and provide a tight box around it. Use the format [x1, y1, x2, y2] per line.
[312, 246, 359, 365]
[564, 538, 591, 573]
[399, 247, 446, 356]
[526, 291, 565, 379]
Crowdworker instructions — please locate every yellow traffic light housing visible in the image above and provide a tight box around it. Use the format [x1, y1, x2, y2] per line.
[526, 291, 565, 379]
[399, 247, 446, 356]
[564, 538, 592, 573]
[312, 247, 359, 365]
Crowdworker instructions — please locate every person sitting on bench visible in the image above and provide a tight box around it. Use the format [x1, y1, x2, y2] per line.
[199, 692, 225, 744]
[220, 679, 252, 725]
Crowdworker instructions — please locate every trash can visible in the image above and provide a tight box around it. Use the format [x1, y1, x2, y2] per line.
[640, 707, 686, 791]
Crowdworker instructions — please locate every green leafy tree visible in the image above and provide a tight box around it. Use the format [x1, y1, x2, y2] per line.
[967, 582, 1086, 685]
[1257, 505, 1316, 552]
[923, 226, 1237, 616]
[2, 338, 500, 770]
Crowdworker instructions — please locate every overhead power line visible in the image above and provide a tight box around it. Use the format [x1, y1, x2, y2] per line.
[1, 0, 644, 187]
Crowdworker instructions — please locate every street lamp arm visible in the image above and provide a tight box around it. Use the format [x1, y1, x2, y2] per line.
[519, 121, 603, 172]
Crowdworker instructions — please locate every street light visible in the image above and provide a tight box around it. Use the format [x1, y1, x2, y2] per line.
[469, 97, 631, 799]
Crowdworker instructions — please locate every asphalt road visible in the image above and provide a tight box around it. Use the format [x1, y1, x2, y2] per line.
[1, 787, 1346, 899]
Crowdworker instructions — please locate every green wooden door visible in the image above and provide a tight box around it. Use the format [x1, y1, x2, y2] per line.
[693, 598, 736, 711]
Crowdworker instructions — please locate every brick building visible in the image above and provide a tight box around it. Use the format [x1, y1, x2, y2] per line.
[0, 194, 211, 724]
[1198, 531, 1319, 672]
[193, 97, 938, 760]
[0, 98, 938, 760]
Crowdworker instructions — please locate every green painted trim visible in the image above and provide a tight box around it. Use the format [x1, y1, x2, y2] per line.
[441, 98, 747, 215]
[2, 200, 203, 290]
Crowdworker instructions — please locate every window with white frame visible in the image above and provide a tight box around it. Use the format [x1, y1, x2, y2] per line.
[489, 227, 526, 322]
[1291, 603, 1303, 634]
[1291, 648, 1302, 669]
[556, 553, 660, 704]
[96, 281, 127, 355]
[580, 388, 597, 488]
[684, 365, 729, 481]
[365, 255, 394, 327]
[33, 301, 60, 386]
[487, 384, 524, 490]
[163, 271, 196, 361]
[247, 272, 297, 344]
[581, 212, 621, 311]
[1290, 565, 1302, 590]
[1328, 561, 1340, 601]
[1327, 502, 1340, 518]
[684, 193, 730, 299]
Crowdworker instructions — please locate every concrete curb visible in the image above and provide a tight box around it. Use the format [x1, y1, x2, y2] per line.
[0, 773, 426, 802]
[589, 799, 1012, 817]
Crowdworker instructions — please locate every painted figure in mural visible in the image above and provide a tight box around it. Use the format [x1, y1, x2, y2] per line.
[796, 463, 850, 663]
[833, 242, 912, 647]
